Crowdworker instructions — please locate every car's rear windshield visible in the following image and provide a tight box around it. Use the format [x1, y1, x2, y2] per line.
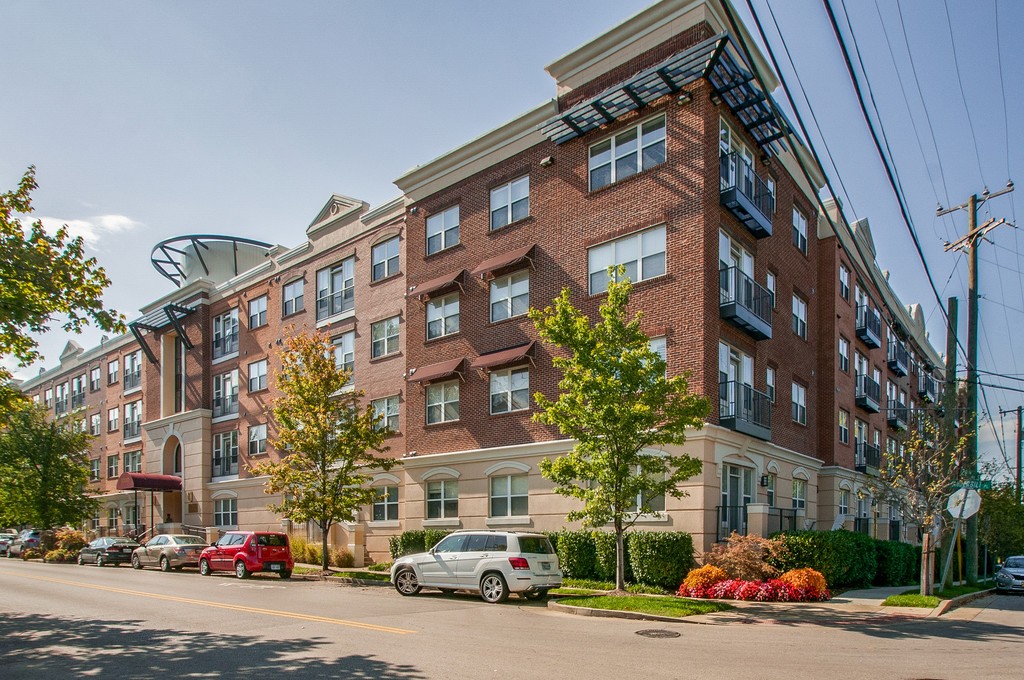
[175, 536, 208, 545]
[517, 536, 555, 554]
[1005, 557, 1024, 569]
[257, 535, 288, 546]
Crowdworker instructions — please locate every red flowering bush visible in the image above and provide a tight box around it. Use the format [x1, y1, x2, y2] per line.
[677, 575, 830, 602]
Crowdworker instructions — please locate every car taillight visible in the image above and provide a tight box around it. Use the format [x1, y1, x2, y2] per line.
[175, 549, 186, 556]
[508, 557, 530, 570]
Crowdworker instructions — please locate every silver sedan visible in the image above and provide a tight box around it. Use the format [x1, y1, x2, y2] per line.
[131, 534, 209, 572]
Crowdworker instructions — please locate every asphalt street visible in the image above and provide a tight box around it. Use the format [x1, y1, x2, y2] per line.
[1, 559, 1021, 679]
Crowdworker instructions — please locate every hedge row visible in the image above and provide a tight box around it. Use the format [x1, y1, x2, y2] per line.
[388, 530, 453, 559]
[549, 530, 695, 590]
[771, 530, 920, 589]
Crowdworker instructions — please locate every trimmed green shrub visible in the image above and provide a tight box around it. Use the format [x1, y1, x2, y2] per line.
[626, 531, 694, 590]
[772, 530, 876, 588]
[388, 530, 452, 559]
[43, 548, 77, 563]
[330, 548, 355, 569]
[874, 539, 919, 586]
[423, 529, 452, 551]
[554, 531, 597, 579]
[593, 531, 627, 582]
[55, 529, 87, 553]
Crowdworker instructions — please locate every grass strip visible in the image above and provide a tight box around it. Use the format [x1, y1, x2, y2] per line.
[882, 594, 940, 608]
[330, 571, 390, 581]
[558, 595, 732, 618]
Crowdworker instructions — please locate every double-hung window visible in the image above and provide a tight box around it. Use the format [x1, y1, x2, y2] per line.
[123, 450, 142, 473]
[426, 380, 459, 424]
[89, 459, 100, 481]
[588, 115, 666, 190]
[839, 409, 850, 444]
[107, 455, 118, 479]
[490, 176, 529, 229]
[791, 382, 807, 425]
[426, 293, 459, 339]
[427, 479, 459, 519]
[316, 257, 355, 320]
[371, 316, 400, 358]
[839, 490, 850, 516]
[490, 474, 528, 517]
[371, 236, 400, 281]
[792, 478, 807, 510]
[282, 279, 304, 316]
[792, 294, 807, 339]
[765, 271, 776, 308]
[212, 310, 239, 359]
[248, 359, 267, 392]
[792, 207, 808, 254]
[44, 388, 53, 408]
[89, 367, 101, 392]
[489, 271, 529, 322]
[214, 498, 237, 527]
[333, 331, 355, 380]
[426, 206, 459, 255]
[490, 366, 529, 415]
[213, 370, 239, 418]
[107, 407, 119, 432]
[248, 424, 267, 455]
[373, 486, 399, 521]
[839, 265, 850, 300]
[107, 360, 119, 385]
[90, 413, 101, 436]
[587, 225, 666, 294]
[766, 366, 776, 402]
[212, 431, 239, 477]
[839, 337, 850, 373]
[371, 395, 399, 432]
[124, 401, 142, 438]
[248, 295, 267, 328]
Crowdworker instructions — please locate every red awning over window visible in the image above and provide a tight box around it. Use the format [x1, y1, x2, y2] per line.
[470, 244, 535, 277]
[408, 357, 464, 383]
[414, 269, 463, 298]
[116, 472, 183, 492]
[469, 342, 535, 370]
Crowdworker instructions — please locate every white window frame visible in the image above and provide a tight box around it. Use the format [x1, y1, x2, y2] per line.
[89, 367, 101, 392]
[371, 316, 400, 358]
[839, 490, 850, 516]
[766, 473, 776, 507]
[839, 409, 850, 444]
[490, 176, 530, 230]
[792, 207, 808, 254]
[123, 450, 142, 474]
[107, 360, 119, 385]
[766, 366, 776, 403]
[766, 271, 776, 308]
[371, 236, 400, 281]
[839, 336, 850, 373]
[489, 366, 530, 415]
[90, 413, 101, 436]
[426, 205, 459, 255]
[213, 497, 237, 527]
[792, 382, 807, 425]
[372, 486, 399, 522]
[212, 310, 239, 359]
[792, 294, 807, 339]
[89, 458, 100, 482]
[213, 369, 239, 418]
[588, 115, 666, 191]
[248, 359, 268, 392]
[316, 257, 355, 321]
[213, 431, 239, 477]
[426, 292, 459, 340]
[588, 225, 666, 295]
[425, 380, 459, 424]
[248, 295, 267, 329]
[107, 455, 118, 479]
[282, 279, 304, 316]
[371, 395, 399, 432]
[489, 474, 528, 517]
[489, 270, 529, 322]
[427, 479, 459, 519]
[649, 336, 667, 376]
[333, 331, 355, 379]
[839, 265, 850, 300]
[248, 423, 267, 455]
[792, 478, 807, 510]
[107, 407, 119, 432]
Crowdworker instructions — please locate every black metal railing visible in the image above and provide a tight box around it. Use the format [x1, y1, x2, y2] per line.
[212, 393, 239, 418]
[767, 508, 797, 535]
[719, 266, 773, 339]
[918, 373, 938, 403]
[719, 152, 776, 221]
[54, 398, 68, 415]
[887, 340, 909, 376]
[212, 454, 238, 478]
[856, 305, 882, 348]
[717, 504, 748, 541]
[123, 370, 141, 390]
[853, 518, 871, 535]
[316, 289, 355, 321]
[123, 420, 141, 439]
[855, 441, 881, 471]
[212, 333, 239, 359]
[719, 381, 772, 438]
[71, 392, 85, 409]
[887, 403, 908, 430]
[888, 520, 901, 542]
[855, 374, 881, 412]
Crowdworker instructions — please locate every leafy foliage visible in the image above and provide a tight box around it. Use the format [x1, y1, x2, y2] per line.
[249, 332, 396, 571]
[0, 403, 97, 528]
[627, 530, 694, 590]
[979, 482, 1024, 560]
[771, 530, 877, 589]
[554, 530, 598, 579]
[530, 271, 710, 590]
[873, 540, 920, 587]
[54, 528, 88, 553]
[681, 564, 729, 591]
[387, 530, 453, 560]
[704, 532, 788, 581]
[679, 576, 830, 602]
[0, 167, 123, 415]
[779, 568, 828, 593]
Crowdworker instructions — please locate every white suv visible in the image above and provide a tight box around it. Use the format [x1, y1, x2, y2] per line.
[390, 530, 562, 603]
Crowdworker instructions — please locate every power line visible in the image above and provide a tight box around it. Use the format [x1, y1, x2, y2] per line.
[941, 0, 987, 186]
[993, 0, 1011, 181]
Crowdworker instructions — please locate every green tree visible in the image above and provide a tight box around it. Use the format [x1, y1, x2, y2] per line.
[979, 482, 1024, 561]
[868, 410, 969, 595]
[0, 403, 97, 528]
[529, 270, 710, 592]
[249, 332, 397, 572]
[0, 167, 123, 416]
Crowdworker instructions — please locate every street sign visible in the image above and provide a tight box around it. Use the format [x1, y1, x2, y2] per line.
[946, 488, 982, 519]
[953, 480, 993, 491]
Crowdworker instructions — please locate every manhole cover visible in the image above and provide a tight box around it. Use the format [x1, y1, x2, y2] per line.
[635, 629, 680, 638]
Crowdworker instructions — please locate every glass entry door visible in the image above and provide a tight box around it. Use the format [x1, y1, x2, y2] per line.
[720, 464, 753, 539]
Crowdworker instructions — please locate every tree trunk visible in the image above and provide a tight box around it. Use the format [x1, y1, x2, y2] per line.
[321, 522, 330, 573]
[920, 532, 934, 596]
[615, 519, 625, 592]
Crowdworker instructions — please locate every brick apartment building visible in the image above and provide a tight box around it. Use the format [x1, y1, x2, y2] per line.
[17, 0, 944, 562]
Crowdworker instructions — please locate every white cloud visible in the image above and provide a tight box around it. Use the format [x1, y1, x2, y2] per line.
[26, 214, 143, 246]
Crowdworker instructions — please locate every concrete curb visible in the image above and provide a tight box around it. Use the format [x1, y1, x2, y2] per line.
[928, 588, 995, 618]
[547, 600, 711, 624]
[289, 573, 391, 587]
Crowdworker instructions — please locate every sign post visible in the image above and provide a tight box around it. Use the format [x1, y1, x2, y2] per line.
[938, 488, 982, 593]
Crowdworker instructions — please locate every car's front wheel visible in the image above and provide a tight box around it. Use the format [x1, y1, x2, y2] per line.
[97, 555, 106, 567]
[199, 558, 211, 576]
[131, 554, 141, 569]
[77, 554, 85, 566]
[394, 568, 421, 596]
[160, 557, 171, 573]
[235, 561, 250, 579]
[479, 573, 509, 603]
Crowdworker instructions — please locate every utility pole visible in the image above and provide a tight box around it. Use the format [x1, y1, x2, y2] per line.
[939, 180, 1015, 583]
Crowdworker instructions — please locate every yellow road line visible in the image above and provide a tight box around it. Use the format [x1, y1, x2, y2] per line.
[11, 572, 415, 635]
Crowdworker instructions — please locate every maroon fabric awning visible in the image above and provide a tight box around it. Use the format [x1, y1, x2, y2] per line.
[470, 244, 535, 277]
[414, 269, 463, 298]
[408, 357, 464, 383]
[470, 342, 535, 370]
[116, 472, 182, 492]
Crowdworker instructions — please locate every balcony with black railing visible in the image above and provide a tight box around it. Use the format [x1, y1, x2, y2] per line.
[855, 374, 881, 413]
[70, 392, 85, 410]
[123, 370, 141, 391]
[719, 381, 772, 441]
[719, 267, 773, 340]
[123, 420, 141, 440]
[54, 398, 68, 415]
[887, 403, 908, 431]
[918, 373, 938, 403]
[212, 333, 239, 360]
[856, 305, 882, 348]
[719, 152, 774, 238]
[887, 340, 909, 376]
[767, 508, 797, 535]
[212, 393, 239, 419]
[717, 504, 749, 541]
[212, 454, 239, 478]
[855, 441, 881, 474]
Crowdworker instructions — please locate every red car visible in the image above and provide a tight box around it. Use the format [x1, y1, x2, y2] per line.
[198, 531, 293, 579]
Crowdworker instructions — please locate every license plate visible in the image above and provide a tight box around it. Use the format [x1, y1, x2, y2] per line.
[270, 563, 281, 571]
[541, 562, 550, 571]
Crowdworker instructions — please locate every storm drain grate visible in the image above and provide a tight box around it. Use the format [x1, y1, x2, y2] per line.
[635, 629, 681, 638]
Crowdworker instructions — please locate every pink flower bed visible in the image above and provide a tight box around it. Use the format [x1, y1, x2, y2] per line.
[678, 578, 830, 602]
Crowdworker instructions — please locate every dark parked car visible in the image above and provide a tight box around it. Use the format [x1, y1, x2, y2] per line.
[77, 537, 140, 566]
[6, 530, 41, 557]
[0, 533, 17, 556]
[199, 531, 294, 579]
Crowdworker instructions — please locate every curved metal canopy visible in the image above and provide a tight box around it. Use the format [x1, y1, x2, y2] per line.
[150, 234, 273, 287]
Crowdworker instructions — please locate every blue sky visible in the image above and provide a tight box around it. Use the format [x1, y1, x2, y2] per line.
[2, 0, 1021, 473]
